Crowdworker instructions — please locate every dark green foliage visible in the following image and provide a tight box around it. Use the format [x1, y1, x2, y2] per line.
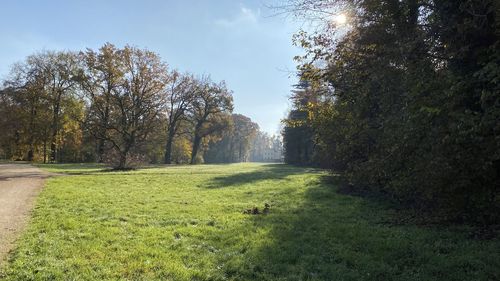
[283, 0, 500, 223]
[283, 109, 315, 165]
[282, 79, 317, 166]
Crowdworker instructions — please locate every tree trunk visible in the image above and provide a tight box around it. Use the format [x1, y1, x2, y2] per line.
[190, 134, 202, 164]
[96, 102, 110, 163]
[50, 141, 57, 163]
[27, 104, 36, 162]
[97, 138, 106, 163]
[50, 99, 60, 163]
[228, 137, 234, 163]
[27, 148, 34, 162]
[43, 140, 47, 164]
[164, 127, 176, 164]
[239, 143, 243, 162]
[117, 153, 127, 169]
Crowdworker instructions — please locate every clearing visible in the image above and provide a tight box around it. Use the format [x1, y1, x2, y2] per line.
[0, 163, 498, 280]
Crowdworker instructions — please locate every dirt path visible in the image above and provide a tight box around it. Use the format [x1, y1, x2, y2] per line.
[0, 163, 53, 265]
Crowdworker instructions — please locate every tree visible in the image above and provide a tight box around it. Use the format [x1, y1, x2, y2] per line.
[1, 44, 247, 169]
[79, 43, 125, 162]
[282, 0, 500, 222]
[249, 131, 271, 162]
[2, 64, 47, 161]
[0, 87, 35, 160]
[188, 78, 233, 164]
[231, 114, 259, 162]
[38, 51, 80, 162]
[204, 114, 259, 163]
[282, 78, 320, 166]
[1, 52, 78, 163]
[163, 71, 196, 164]
[171, 135, 192, 164]
[81, 45, 168, 169]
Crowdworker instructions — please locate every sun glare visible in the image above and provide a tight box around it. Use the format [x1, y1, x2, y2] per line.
[334, 13, 347, 25]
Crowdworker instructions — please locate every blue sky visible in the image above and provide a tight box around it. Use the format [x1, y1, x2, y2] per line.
[0, 0, 302, 134]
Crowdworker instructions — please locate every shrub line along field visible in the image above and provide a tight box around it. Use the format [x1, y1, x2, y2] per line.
[0, 163, 498, 280]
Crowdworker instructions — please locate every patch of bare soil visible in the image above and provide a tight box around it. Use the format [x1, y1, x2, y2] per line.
[0, 164, 55, 265]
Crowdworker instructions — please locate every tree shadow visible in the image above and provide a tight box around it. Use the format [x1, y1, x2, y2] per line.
[215, 175, 497, 281]
[200, 164, 321, 188]
[243, 179, 374, 279]
[0, 172, 53, 181]
[217, 176, 368, 280]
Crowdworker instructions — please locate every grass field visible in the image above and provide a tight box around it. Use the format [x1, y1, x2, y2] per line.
[0, 163, 498, 280]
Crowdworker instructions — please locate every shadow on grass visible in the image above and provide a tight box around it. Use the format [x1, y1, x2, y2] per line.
[201, 164, 321, 188]
[35, 163, 171, 175]
[214, 175, 498, 281]
[0, 173, 53, 181]
[218, 176, 375, 280]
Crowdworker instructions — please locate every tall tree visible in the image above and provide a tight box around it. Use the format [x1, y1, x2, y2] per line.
[189, 78, 233, 164]
[39, 51, 80, 162]
[282, 78, 321, 166]
[79, 43, 125, 162]
[2, 55, 54, 162]
[204, 114, 259, 163]
[282, 0, 500, 222]
[163, 71, 196, 164]
[81, 45, 168, 169]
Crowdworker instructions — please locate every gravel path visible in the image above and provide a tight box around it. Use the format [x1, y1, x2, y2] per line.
[0, 163, 53, 265]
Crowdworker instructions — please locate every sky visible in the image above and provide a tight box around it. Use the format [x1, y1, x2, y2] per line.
[0, 0, 302, 135]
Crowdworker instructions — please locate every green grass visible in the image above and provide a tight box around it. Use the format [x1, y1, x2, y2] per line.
[1, 163, 498, 280]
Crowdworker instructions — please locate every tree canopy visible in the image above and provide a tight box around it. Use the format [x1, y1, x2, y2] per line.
[281, 0, 500, 223]
[0, 44, 275, 168]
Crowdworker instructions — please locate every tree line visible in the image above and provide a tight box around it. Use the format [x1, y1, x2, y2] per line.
[281, 0, 499, 224]
[0, 44, 279, 168]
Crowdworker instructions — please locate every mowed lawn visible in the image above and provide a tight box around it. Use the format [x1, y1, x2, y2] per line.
[1, 163, 498, 280]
